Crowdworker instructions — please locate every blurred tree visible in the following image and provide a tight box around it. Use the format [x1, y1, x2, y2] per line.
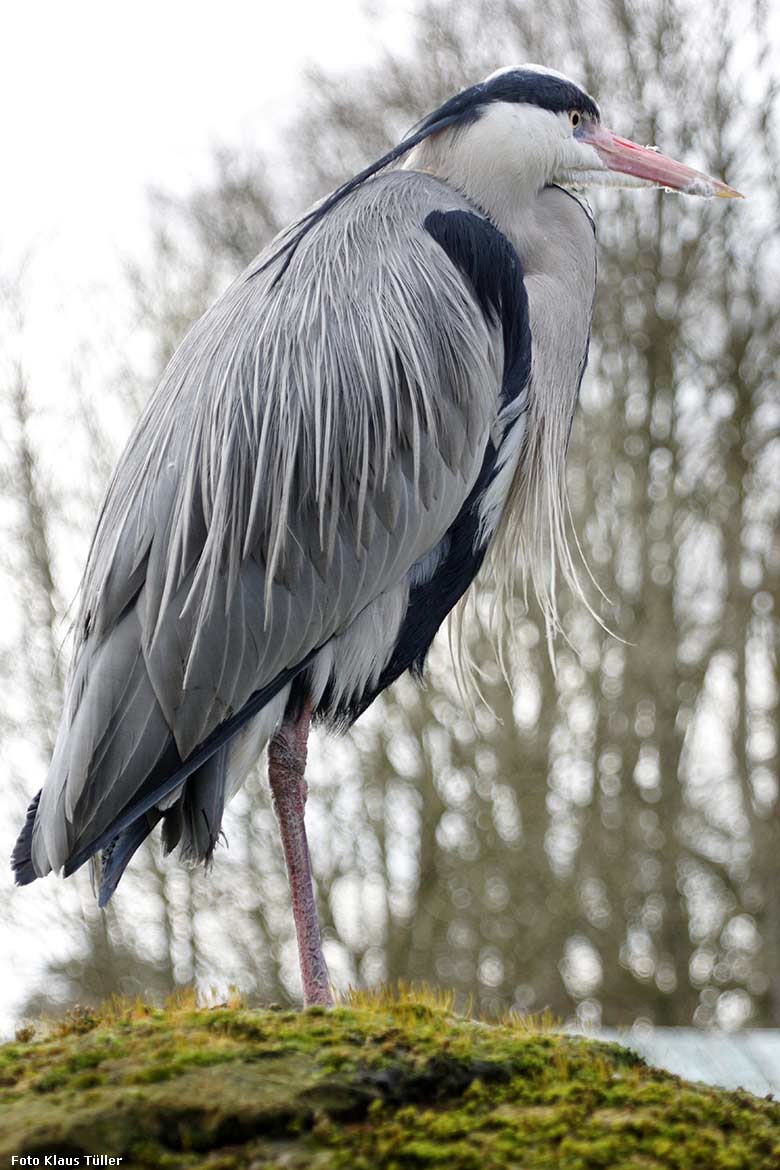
[3, 0, 779, 1026]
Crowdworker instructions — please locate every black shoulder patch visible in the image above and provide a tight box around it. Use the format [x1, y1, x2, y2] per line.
[424, 209, 531, 410]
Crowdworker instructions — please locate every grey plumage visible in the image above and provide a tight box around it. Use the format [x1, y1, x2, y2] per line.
[23, 61, 724, 924]
[27, 169, 521, 884]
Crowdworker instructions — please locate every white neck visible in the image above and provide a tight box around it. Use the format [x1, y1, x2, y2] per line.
[403, 102, 572, 232]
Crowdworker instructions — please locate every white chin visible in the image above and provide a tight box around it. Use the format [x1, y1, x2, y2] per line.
[556, 168, 658, 191]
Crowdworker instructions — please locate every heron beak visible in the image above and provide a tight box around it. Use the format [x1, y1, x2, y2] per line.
[579, 123, 743, 198]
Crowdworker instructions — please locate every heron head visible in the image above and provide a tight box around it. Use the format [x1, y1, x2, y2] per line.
[264, 65, 741, 280]
[406, 65, 742, 203]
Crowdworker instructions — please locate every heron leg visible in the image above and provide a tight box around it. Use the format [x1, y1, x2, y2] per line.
[267, 700, 332, 1007]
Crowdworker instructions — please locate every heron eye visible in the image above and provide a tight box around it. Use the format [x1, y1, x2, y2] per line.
[570, 110, 582, 130]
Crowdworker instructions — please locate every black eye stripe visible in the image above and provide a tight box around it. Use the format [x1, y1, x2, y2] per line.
[482, 70, 599, 118]
[410, 70, 600, 140]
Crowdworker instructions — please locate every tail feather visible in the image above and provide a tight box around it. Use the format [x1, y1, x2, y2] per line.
[161, 803, 184, 855]
[11, 790, 43, 886]
[180, 744, 229, 863]
[95, 811, 162, 908]
[94, 744, 228, 905]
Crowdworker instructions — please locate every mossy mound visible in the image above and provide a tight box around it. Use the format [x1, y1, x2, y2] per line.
[1, 988, 779, 1169]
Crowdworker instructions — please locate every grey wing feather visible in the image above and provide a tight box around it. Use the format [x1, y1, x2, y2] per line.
[25, 169, 505, 881]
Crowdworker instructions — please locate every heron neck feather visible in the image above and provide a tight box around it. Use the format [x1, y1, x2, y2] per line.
[494, 185, 597, 642]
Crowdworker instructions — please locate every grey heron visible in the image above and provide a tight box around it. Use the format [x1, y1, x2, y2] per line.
[12, 65, 740, 1006]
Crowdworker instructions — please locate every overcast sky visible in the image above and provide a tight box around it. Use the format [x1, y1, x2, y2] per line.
[2, 0, 413, 391]
[3, 0, 403, 250]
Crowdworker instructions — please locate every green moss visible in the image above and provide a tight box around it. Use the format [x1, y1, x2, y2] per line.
[1, 988, 779, 1168]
